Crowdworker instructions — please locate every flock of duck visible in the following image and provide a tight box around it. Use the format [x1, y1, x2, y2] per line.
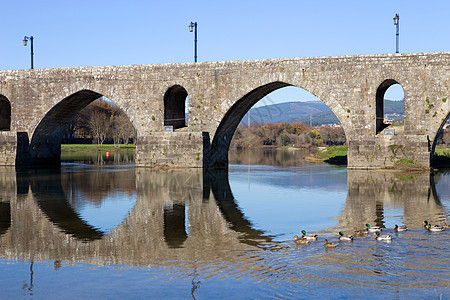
[294, 221, 448, 248]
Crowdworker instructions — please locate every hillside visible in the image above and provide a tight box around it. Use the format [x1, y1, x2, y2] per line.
[242, 100, 404, 125]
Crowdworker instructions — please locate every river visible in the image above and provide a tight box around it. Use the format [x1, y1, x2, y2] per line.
[0, 148, 448, 299]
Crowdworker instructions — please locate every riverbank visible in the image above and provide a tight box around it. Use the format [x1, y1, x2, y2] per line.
[305, 145, 348, 165]
[305, 145, 450, 168]
[61, 144, 136, 152]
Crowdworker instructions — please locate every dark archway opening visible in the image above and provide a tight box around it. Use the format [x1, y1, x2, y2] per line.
[431, 113, 450, 167]
[376, 80, 404, 134]
[0, 95, 11, 131]
[164, 85, 188, 130]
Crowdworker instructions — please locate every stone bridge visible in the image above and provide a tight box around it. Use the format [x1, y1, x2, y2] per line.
[0, 52, 449, 169]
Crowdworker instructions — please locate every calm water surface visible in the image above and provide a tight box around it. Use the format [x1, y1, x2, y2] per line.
[0, 148, 449, 299]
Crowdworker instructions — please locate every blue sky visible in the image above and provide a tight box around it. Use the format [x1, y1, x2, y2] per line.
[1, 0, 448, 104]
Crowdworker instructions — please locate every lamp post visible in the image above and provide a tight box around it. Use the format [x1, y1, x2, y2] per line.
[189, 22, 198, 62]
[23, 36, 34, 69]
[393, 14, 399, 53]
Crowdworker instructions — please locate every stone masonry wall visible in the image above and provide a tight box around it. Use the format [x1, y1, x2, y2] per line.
[0, 52, 448, 168]
[0, 131, 16, 166]
[136, 132, 206, 168]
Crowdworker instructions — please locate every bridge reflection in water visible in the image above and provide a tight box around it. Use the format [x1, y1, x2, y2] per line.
[0, 166, 447, 268]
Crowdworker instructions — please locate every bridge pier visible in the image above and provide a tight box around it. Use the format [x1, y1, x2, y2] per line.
[0, 132, 16, 166]
[348, 134, 430, 169]
[135, 131, 209, 168]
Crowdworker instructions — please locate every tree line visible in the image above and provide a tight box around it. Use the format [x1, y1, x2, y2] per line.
[231, 122, 346, 149]
[231, 121, 450, 149]
[63, 98, 136, 145]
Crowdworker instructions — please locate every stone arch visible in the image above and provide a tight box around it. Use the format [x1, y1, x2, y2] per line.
[164, 85, 188, 130]
[0, 95, 11, 131]
[207, 81, 349, 168]
[29, 89, 135, 165]
[375, 79, 405, 134]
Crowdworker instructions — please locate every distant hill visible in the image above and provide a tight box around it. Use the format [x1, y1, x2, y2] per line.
[242, 100, 404, 126]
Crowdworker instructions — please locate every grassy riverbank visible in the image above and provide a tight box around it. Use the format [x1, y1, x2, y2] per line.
[306, 145, 450, 168]
[305, 145, 348, 165]
[61, 144, 136, 152]
[432, 147, 450, 168]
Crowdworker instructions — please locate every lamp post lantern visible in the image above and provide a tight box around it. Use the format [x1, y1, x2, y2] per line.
[393, 14, 399, 53]
[23, 36, 34, 69]
[189, 22, 198, 62]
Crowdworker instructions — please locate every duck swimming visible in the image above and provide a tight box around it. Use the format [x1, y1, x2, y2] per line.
[394, 224, 407, 232]
[324, 239, 337, 248]
[293, 235, 309, 244]
[374, 232, 392, 241]
[353, 227, 368, 237]
[301, 230, 318, 241]
[426, 224, 445, 232]
[338, 231, 353, 241]
[365, 223, 382, 232]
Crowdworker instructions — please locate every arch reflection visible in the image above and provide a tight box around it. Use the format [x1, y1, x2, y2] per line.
[0, 166, 14, 236]
[29, 168, 104, 241]
[0, 202, 10, 236]
[204, 169, 273, 246]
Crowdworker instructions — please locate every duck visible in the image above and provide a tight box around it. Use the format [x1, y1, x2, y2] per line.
[394, 224, 407, 232]
[426, 224, 445, 232]
[324, 239, 337, 248]
[293, 235, 309, 244]
[442, 222, 450, 229]
[301, 230, 318, 241]
[353, 227, 368, 237]
[365, 223, 382, 232]
[374, 232, 392, 241]
[338, 231, 353, 241]
[423, 220, 430, 228]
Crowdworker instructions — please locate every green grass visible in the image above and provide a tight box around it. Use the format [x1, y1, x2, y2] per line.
[432, 146, 450, 168]
[316, 145, 348, 159]
[435, 147, 450, 156]
[315, 145, 348, 165]
[394, 158, 428, 171]
[61, 144, 136, 151]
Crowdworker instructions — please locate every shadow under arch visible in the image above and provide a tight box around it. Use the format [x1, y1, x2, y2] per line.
[0, 94, 11, 131]
[204, 169, 273, 247]
[27, 168, 104, 241]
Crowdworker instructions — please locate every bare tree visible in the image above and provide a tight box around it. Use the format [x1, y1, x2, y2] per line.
[89, 110, 110, 144]
[118, 115, 136, 144]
